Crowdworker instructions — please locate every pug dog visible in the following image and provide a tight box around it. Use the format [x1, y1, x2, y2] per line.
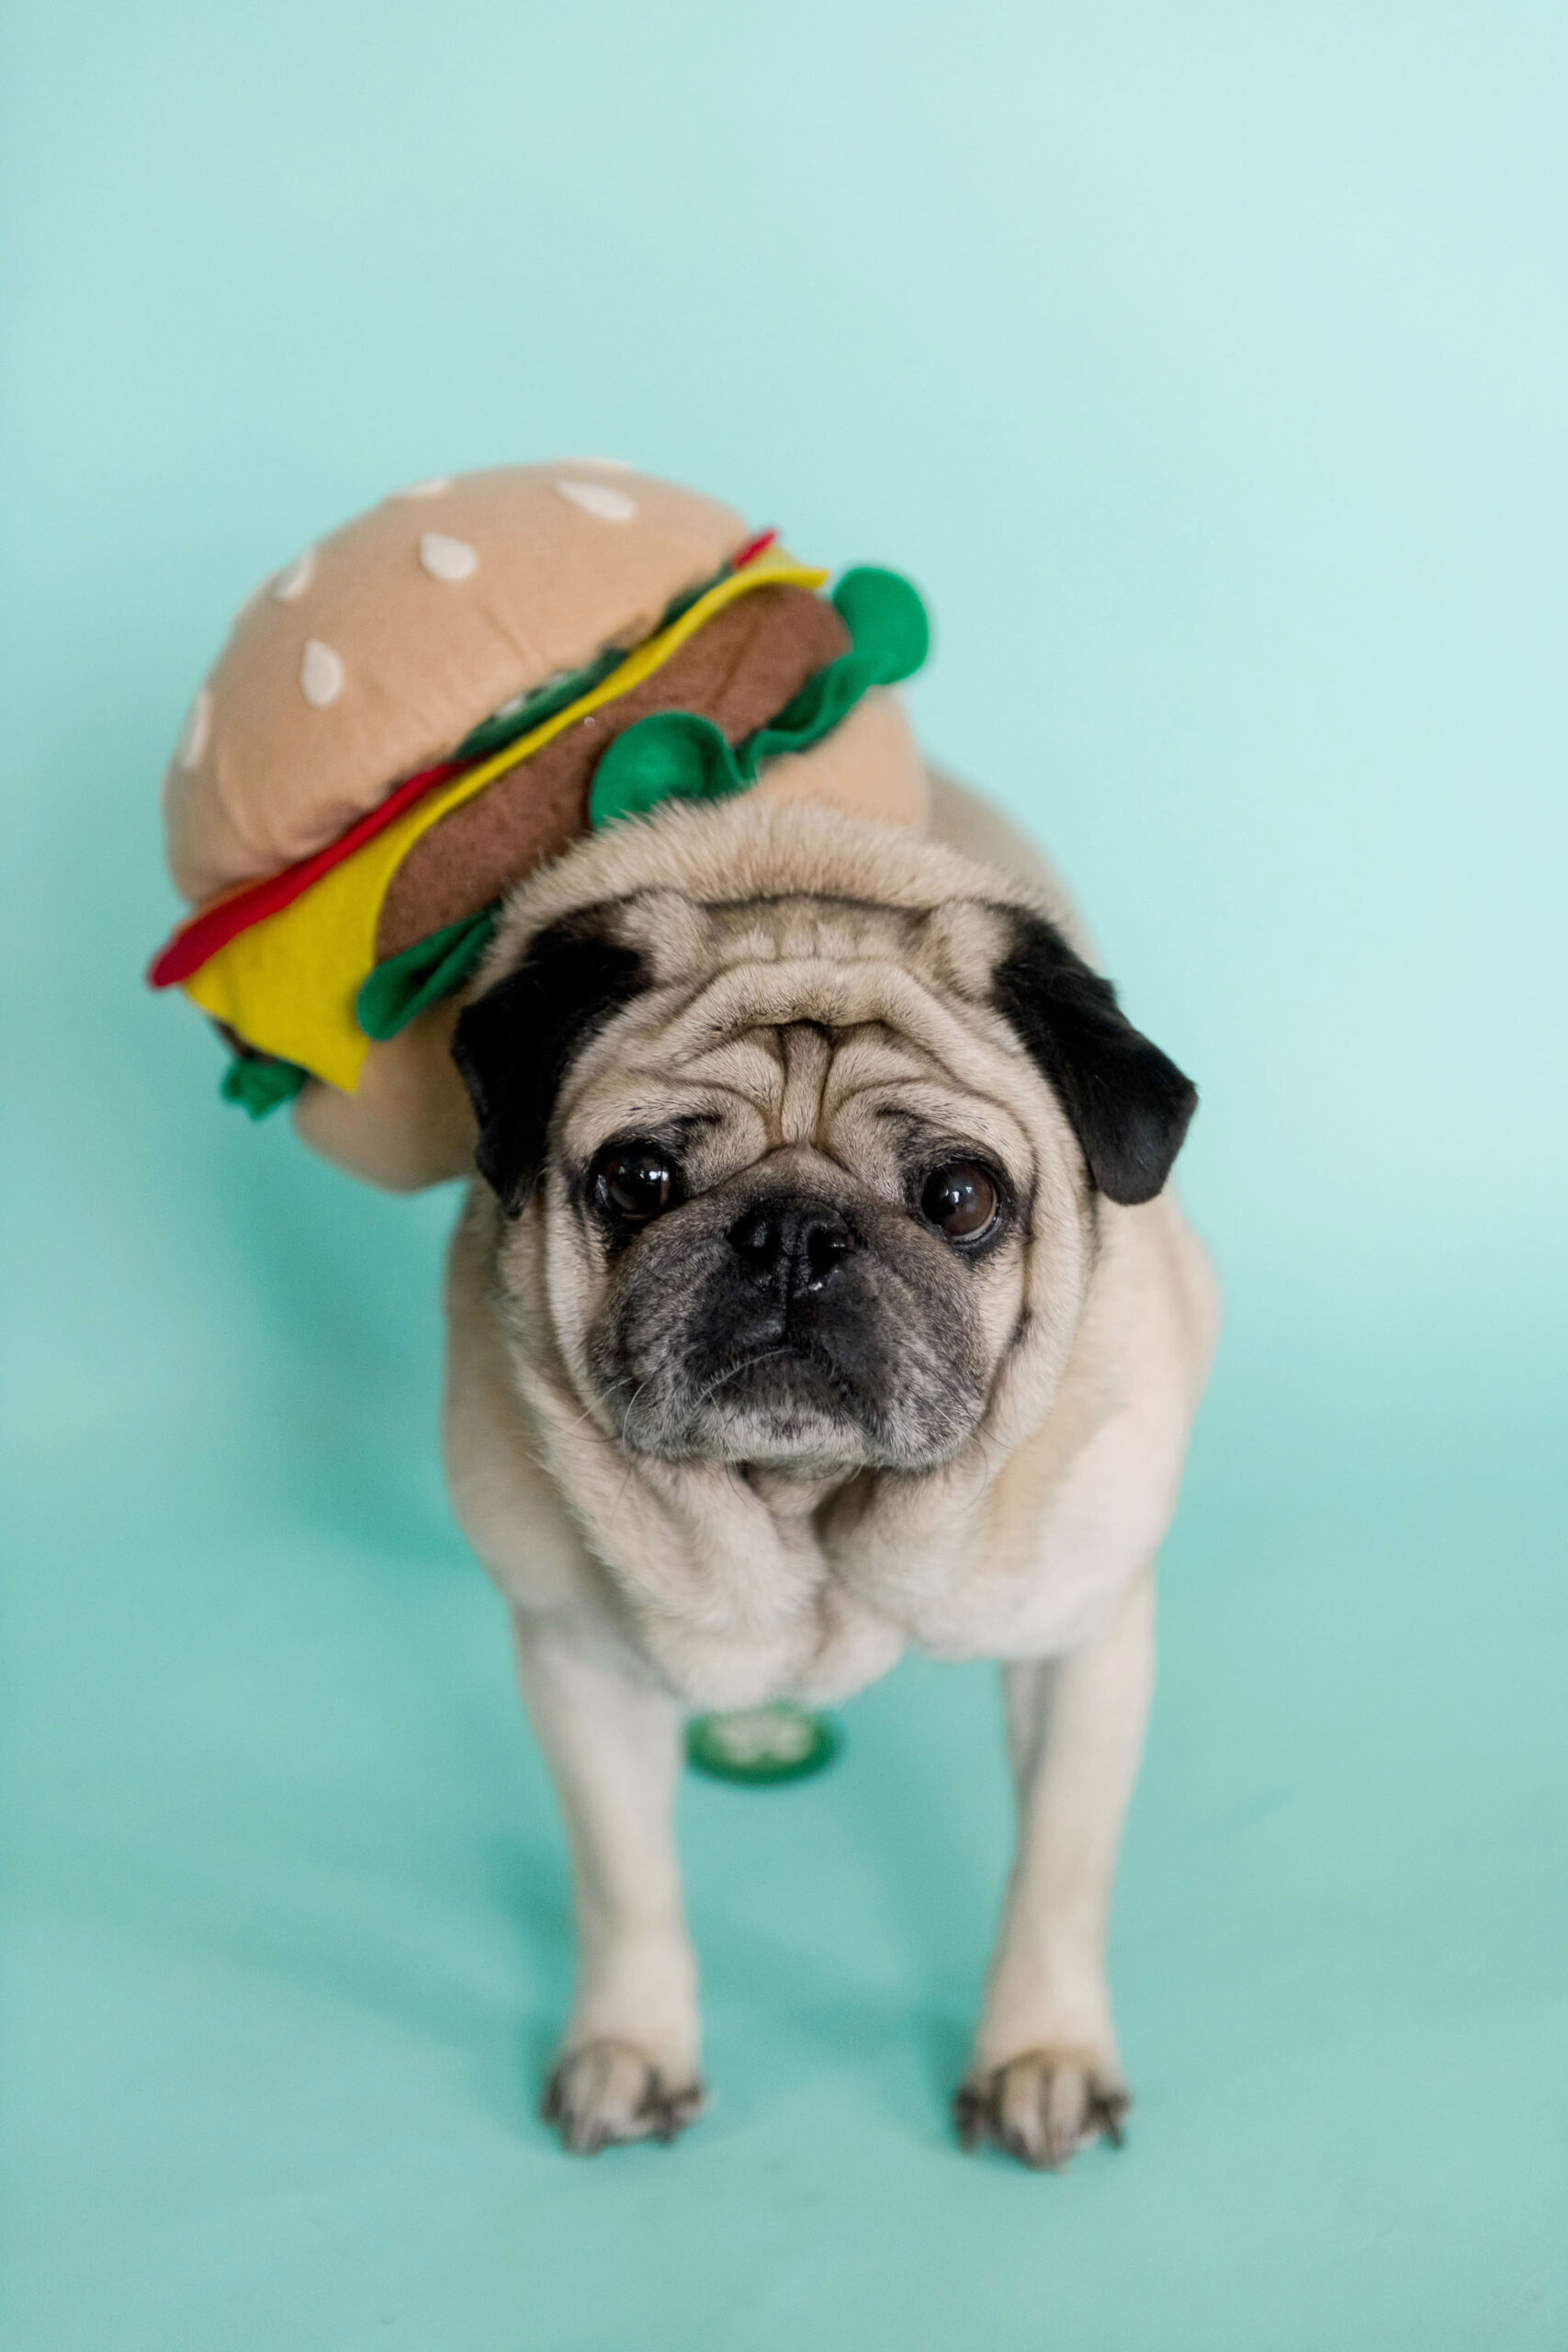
[441, 771, 1218, 2170]
[148, 461, 1214, 2170]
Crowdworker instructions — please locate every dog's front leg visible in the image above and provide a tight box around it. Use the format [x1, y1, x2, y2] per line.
[513, 1620, 703, 2153]
[958, 1567, 1155, 2171]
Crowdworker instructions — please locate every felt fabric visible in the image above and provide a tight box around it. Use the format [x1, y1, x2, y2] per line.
[163, 465, 749, 904]
[288, 1001, 478, 1188]
[152, 643, 637, 988]
[436, 527, 773, 768]
[353, 581, 925, 1045]
[150, 752, 473, 989]
[354, 694, 930, 1057]
[355, 911, 498, 1044]
[450, 650, 622, 761]
[296, 698, 935, 1171]
[151, 538, 784, 989]
[181, 555, 826, 1091]
[375, 582, 848, 959]
[350, 579, 927, 1053]
[750, 687, 931, 832]
[588, 567, 929, 825]
[219, 1045, 310, 1117]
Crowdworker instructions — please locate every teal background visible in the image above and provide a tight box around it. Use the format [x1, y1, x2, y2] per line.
[4, 4, 1565, 2345]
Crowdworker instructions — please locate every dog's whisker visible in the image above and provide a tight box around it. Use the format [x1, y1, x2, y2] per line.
[682, 1346, 795, 1423]
[557, 1367, 649, 1441]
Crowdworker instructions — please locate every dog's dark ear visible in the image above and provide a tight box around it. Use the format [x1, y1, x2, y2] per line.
[451, 911, 649, 1215]
[991, 910, 1198, 1205]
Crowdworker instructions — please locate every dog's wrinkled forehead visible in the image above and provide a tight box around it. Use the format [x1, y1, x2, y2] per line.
[612, 888, 1011, 1006]
[453, 858, 1197, 1216]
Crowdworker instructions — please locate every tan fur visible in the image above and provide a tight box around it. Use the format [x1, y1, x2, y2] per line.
[451, 797, 1215, 1685]
[299, 771, 1215, 2165]
[432, 788, 1216, 2162]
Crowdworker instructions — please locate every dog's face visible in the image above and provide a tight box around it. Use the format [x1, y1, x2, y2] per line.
[564, 1009, 1032, 1472]
[453, 849, 1196, 1478]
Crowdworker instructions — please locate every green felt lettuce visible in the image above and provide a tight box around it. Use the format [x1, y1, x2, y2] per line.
[452, 650, 622, 762]
[355, 910, 499, 1043]
[587, 567, 928, 828]
[220, 1049, 310, 1118]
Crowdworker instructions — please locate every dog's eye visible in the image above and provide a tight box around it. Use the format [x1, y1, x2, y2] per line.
[920, 1161, 999, 1241]
[594, 1143, 679, 1224]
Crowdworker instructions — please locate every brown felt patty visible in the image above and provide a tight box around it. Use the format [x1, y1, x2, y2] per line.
[374, 583, 849, 961]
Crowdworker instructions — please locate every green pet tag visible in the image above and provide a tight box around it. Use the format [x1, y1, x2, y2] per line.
[685, 1702, 839, 1785]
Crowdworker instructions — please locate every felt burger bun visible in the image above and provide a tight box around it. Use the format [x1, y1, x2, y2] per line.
[166, 466, 762, 902]
[151, 460, 931, 1191]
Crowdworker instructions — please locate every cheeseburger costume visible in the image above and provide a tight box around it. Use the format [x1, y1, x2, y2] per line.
[151, 463, 931, 1172]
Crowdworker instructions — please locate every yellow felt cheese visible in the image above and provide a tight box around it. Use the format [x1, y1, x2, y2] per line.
[185, 556, 827, 1091]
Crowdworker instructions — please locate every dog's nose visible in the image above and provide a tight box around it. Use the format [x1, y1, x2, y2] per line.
[728, 1198, 857, 1299]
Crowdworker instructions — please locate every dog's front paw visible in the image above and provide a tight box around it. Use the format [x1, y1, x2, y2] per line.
[542, 2040, 704, 2154]
[954, 2047, 1129, 2172]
